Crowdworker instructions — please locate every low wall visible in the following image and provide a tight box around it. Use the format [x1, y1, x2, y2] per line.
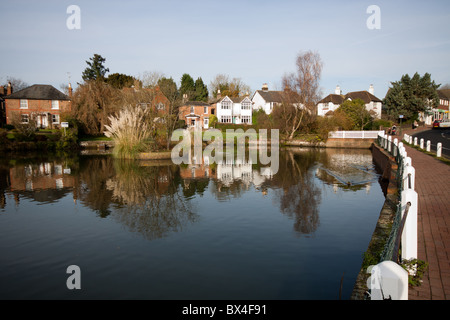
[326, 138, 376, 149]
[350, 143, 399, 300]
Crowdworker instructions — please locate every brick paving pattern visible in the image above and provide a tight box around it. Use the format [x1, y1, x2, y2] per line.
[398, 127, 450, 300]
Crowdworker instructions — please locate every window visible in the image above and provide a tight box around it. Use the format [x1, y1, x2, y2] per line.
[221, 101, 231, 109]
[221, 115, 232, 123]
[241, 116, 251, 124]
[52, 100, 60, 110]
[190, 106, 194, 113]
[241, 101, 251, 110]
[204, 107, 208, 114]
[20, 99, 28, 109]
[21, 114, 29, 123]
[52, 114, 60, 124]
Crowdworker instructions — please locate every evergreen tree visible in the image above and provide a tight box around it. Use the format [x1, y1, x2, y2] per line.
[106, 73, 138, 89]
[194, 77, 208, 102]
[180, 73, 195, 101]
[383, 72, 440, 120]
[82, 54, 110, 82]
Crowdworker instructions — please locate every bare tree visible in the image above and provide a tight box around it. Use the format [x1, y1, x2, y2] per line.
[139, 70, 165, 88]
[209, 74, 251, 98]
[272, 51, 323, 140]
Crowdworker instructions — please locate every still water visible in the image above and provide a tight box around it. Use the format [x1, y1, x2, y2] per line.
[0, 148, 384, 300]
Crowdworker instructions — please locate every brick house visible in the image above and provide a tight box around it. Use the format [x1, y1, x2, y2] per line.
[179, 101, 216, 129]
[5, 83, 72, 129]
[122, 85, 170, 118]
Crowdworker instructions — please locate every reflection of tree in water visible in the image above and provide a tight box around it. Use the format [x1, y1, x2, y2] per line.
[76, 156, 116, 217]
[271, 149, 322, 235]
[106, 160, 197, 240]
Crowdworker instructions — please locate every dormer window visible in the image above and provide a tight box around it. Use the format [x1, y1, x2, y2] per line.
[241, 101, 251, 109]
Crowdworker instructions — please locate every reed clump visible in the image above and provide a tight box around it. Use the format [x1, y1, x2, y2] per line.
[104, 106, 151, 158]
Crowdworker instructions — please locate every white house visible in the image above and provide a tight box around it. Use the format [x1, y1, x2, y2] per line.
[251, 83, 303, 114]
[214, 92, 253, 125]
[317, 85, 383, 119]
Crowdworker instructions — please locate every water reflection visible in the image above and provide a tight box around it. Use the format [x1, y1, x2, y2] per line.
[0, 148, 380, 240]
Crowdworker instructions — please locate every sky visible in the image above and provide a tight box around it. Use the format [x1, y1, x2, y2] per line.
[1, 0, 449, 99]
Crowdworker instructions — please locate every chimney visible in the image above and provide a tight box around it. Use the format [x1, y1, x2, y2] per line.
[68, 83, 73, 98]
[262, 83, 269, 92]
[216, 89, 222, 99]
[7, 82, 12, 95]
[335, 85, 341, 95]
[369, 84, 374, 95]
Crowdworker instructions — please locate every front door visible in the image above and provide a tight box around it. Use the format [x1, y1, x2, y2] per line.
[204, 118, 209, 129]
[42, 114, 48, 128]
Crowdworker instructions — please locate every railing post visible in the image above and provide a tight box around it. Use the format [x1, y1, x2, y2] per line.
[409, 135, 412, 144]
[414, 137, 418, 146]
[401, 189, 418, 261]
[426, 140, 431, 152]
[420, 138, 424, 149]
[388, 136, 392, 153]
[393, 138, 398, 157]
[437, 143, 442, 157]
[403, 165, 415, 190]
[367, 261, 409, 300]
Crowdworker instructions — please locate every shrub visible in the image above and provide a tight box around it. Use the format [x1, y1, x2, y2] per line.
[104, 106, 152, 158]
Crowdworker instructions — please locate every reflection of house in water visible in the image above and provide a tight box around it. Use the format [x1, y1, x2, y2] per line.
[8, 162, 75, 204]
[180, 154, 274, 195]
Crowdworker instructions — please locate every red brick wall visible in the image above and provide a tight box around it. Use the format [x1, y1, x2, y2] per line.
[5, 99, 71, 127]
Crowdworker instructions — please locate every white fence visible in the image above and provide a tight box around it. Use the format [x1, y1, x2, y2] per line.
[369, 132, 418, 300]
[329, 130, 384, 139]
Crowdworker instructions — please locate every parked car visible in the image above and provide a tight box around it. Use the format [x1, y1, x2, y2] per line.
[433, 119, 450, 129]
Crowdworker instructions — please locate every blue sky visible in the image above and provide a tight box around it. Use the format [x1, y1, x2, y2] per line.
[1, 0, 449, 99]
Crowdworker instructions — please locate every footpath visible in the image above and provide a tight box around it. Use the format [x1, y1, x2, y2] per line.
[394, 125, 450, 300]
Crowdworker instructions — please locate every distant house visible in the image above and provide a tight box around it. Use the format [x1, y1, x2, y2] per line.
[179, 101, 215, 129]
[212, 91, 253, 125]
[317, 85, 383, 119]
[435, 89, 450, 121]
[5, 83, 72, 128]
[251, 83, 303, 114]
[122, 85, 170, 117]
[0, 83, 8, 126]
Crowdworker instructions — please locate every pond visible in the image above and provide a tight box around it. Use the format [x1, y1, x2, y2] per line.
[0, 147, 384, 300]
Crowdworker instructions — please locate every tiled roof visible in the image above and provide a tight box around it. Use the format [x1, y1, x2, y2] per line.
[5, 84, 70, 100]
[255, 90, 301, 103]
[318, 94, 345, 104]
[344, 91, 382, 103]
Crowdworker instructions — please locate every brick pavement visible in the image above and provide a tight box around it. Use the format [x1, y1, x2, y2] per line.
[397, 126, 450, 300]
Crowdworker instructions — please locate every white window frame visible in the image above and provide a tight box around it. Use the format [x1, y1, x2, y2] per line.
[51, 100, 60, 110]
[241, 115, 251, 124]
[20, 99, 28, 109]
[52, 114, 60, 124]
[241, 101, 251, 110]
[221, 101, 231, 110]
[204, 107, 208, 114]
[21, 114, 29, 124]
[221, 115, 232, 123]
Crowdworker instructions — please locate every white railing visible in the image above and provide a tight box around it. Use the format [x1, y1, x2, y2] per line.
[368, 132, 418, 300]
[403, 133, 444, 158]
[329, 130, 384, 139]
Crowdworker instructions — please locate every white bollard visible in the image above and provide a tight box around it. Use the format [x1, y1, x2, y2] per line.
[388, 136, 392, 153]
[367, 261, 409, 300]
[420, 138, 424, 149]
[401, 189, 418, 261]
[414, 137, 418, 146]
[437, 143, 442, 157]
[426, 140, 431, 152]
[393, 138, 398, 157]
[409, 136, 412, 144]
